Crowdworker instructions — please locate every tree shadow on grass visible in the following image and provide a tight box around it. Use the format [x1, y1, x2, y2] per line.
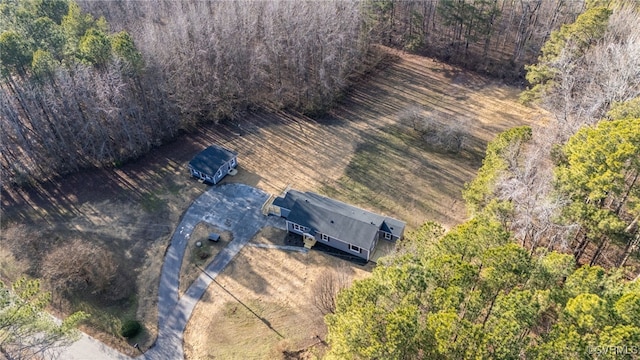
[196, 265, 285, 339]
[320, 123, 487, 228]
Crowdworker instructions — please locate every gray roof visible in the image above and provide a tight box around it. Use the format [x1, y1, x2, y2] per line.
[278, 190, 405, 249]
[272, 192, 296, 209]
[188, 145, 237, 176]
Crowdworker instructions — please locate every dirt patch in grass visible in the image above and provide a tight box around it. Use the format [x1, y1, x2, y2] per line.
[184, 232, 372, 360]
[179, 222, 233, 296]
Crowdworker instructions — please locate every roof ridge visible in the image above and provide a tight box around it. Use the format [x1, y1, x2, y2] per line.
[292, 196, 384, 227]
[300, 191, 404, 223]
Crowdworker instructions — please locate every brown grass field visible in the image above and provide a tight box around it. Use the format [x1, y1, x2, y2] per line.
[0, 47, 541, 356]
[184, 228, 373, 360]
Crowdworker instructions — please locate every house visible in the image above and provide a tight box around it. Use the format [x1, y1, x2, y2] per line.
[269, 190, 405, 261]
[188, 145, 238, 184]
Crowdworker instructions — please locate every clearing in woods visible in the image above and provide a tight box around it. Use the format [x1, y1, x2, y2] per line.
[183, 49, 543, 358]
[0, 48, 541, 355]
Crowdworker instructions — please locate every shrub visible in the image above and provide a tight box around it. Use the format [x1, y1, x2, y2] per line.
[120, 319, 142, 338]
[399, 107, 469, 153]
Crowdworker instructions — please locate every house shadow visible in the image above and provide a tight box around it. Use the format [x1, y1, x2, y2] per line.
[283, 231, 369, 266]
[310, 241, 369, 266]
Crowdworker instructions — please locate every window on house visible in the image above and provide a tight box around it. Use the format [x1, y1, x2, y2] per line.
[321, 234, 329, 242]
[384, 232, 392, 240]
[292, 224, 306, 232]
[349, 244, 361, 253]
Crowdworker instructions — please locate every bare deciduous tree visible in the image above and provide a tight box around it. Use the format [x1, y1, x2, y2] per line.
[486, 7, 640, 273]
[364, 0, 585, 80]
[2, 1, 372, 186]
[400, 106, 468, 153]
[311, 268, 351, 316]
[42, 239, 123, 300]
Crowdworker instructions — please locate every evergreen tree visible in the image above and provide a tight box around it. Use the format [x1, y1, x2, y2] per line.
[556, 118, 640, 264]
[0, 278, 88, 359]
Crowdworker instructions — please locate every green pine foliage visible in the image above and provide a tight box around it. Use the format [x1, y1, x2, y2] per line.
[521, 6, 612, 104]
[462, 126, 532, 215]
[110, 31, 143, 72]
[326, 120, 639, 359]
[329, 4, 639, 357]
[0, 278, 88, 358]
[326, 209, 640, 359]
[0, 0, 141, 77]
[608, 96, 640, 121]
[555, 118, 640, 255]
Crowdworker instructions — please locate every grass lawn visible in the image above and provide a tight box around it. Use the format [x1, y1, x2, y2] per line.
[184, 232, 372, 360]
[179, 222, 233, 296]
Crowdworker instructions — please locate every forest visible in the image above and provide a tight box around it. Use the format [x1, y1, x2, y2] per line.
[1, 0, 369, 186]
[1, 0, 639, 358]
[326, 1, 640, 358]
[1, 0, 586, 187]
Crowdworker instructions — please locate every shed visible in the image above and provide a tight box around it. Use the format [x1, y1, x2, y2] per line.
[188, 145, 238, 184]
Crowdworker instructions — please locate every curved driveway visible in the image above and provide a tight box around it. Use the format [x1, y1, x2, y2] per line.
[62, 183, 284, 360]
[143, 183, 284, 359]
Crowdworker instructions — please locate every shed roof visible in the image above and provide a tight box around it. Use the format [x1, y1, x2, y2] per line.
[188, 145, 237, 176]
[279, 190, 405, 249]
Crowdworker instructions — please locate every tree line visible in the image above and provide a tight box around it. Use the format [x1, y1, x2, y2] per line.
[325, 3, 640, 357]
[0, 0, 177, 186]
[485, 1, 640, 270]
[1, 0, 597, 187]
[364, 0, 586, 80]
[325, 2, 640, 359]
[325, 110, 639, 359]
[1, 0, 370, 186]
[325, 115, 638, 358]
